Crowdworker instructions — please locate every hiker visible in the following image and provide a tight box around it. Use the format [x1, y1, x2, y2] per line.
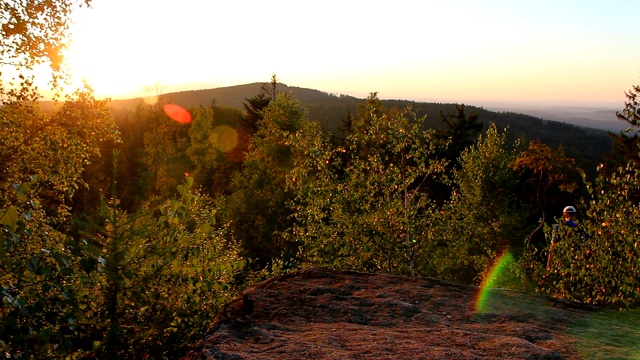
[546, 206, 589, 269]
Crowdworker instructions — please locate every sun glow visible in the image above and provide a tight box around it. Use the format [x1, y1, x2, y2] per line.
[62, 2, 179, 99]
[55, 0, 639, 106]
[64, 42, 161, 99]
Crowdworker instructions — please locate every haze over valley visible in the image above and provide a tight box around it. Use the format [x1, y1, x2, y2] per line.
[485, 103, 625, 132]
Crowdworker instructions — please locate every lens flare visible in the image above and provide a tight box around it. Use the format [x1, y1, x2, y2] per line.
[475, 251, 516, 313]
[163, 103, 192, 124]
[211, 125, 238, 152]
[473, 252, 640, 358]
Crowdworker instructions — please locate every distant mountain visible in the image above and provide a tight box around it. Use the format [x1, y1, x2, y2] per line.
[485, 104, 626, 133]
[116, 83, 614, 177]
[41, 82, 614, 177]
[104, 83, 353, 113]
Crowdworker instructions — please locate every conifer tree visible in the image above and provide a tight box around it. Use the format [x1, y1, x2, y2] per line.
[606, 83, 640, 202]
[437, 104, 483, 170]
[240, 75, 279, 134]
[221, 92, 313, 269]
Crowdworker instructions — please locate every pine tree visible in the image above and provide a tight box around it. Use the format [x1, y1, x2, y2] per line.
[607, 84, 640, 179]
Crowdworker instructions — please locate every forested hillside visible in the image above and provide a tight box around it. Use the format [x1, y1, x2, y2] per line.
[82, 83, 611, 179]
[3, 2, 640, 357]
[6, 77, 640, 358]
[39, 82, 614, 177]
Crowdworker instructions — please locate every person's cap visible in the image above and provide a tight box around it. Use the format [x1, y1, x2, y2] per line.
[563, 206, 577, 213]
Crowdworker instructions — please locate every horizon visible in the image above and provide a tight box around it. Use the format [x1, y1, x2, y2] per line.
[46, 1, 640, 109]
[112, 81, 626, 111]
[78, 80, 627, 132]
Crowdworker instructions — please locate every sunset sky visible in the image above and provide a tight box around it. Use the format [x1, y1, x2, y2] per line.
[64, 0, 640, 107]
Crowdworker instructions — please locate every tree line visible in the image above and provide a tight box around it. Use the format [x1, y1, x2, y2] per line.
[2, 1, 640, 358]
[7, 76, 640, 358]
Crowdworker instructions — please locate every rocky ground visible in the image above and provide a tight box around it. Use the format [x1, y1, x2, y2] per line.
[183, 268, 640, 359]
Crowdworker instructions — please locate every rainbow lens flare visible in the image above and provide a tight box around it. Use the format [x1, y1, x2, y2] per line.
[475, 251, 516, 313]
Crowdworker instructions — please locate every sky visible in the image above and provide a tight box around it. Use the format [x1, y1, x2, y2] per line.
[62, 0, 640, 108]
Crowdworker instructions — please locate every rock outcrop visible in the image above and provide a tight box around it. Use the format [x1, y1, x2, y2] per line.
[183, 268, 614, 359]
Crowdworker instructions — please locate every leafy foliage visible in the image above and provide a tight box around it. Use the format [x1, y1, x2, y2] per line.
[430, 124, 531, 283]
[103, 83, 612, 180]
[0, 93, 120, 360]
[186, 105, 247, 197]
[1, 179, 80, 358]
[138, 100, 194, 197]
[219, 92, 311, 268]
[84, 175, 244, 359]
[527, 161, 640, 307]
[3, 0, 640, 351]
[1, 172, 244, 358]
[1, 3, 245, 355]
[290, 94, 446, 275]
[513, 141, 585, 243]
[1, 0, 91, 101]
[1, 91, 119, 221]
[526, 84, 640, 307]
